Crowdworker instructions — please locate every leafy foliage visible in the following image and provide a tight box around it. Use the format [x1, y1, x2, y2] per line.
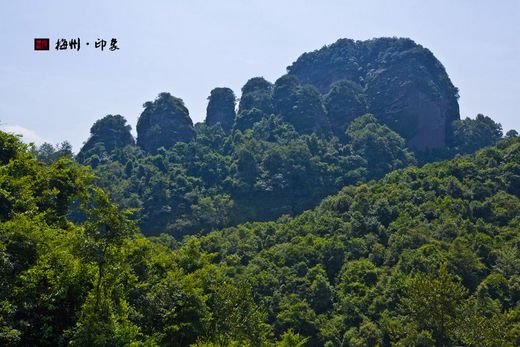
[451, 114, 503, 154]
[80, 114, 414, 236]
[189, 136, 520, 345]
[2, 130, 520, 346]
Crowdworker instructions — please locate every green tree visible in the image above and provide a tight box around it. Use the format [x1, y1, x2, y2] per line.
[401, 265, 467, 346]
[451, 114, 503, 154]
[324, 80, 367, 139]
[347, 114, 415, 178]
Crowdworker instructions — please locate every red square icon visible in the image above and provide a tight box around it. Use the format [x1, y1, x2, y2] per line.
[34, 38, 49, 51]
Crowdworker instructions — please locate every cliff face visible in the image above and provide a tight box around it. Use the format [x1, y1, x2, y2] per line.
[205, 87, 236, 134]
[287, 38, 460, 149]
[324, 80, 367, 139]
[136, 92, 195, 153]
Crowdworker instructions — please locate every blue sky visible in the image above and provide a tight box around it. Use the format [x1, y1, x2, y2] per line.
[1, 1, 518, 151]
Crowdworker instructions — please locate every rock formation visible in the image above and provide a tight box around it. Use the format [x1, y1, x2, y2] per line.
[205, 87, 236, 134]
[136, 92, 195, 152]
[286, 37, 460, 149]
[78, 114, 134, 158]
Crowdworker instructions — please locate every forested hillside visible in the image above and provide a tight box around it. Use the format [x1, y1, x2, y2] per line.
[76, 112, 418, 236]
[1, 129, 519, 346]
[67, 39, 505, 238]
[190, 135, 520, 346]
[72, 108, 504, 238]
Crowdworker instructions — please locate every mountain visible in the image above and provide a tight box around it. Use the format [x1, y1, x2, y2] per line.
[287, 38, 460, 149]
[80, 38, 460, 156]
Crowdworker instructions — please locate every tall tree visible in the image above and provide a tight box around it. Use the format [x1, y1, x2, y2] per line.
[401, 266, 467, 346]
[346, 114, 415, 178]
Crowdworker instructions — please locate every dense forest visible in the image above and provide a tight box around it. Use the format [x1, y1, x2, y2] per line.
[1, 37, 519, 346]
[2, 125, 519, 346]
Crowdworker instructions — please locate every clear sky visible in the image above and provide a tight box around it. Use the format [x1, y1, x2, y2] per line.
[1, 0, 518, 151]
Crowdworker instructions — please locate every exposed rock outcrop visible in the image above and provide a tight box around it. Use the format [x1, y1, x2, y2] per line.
[238, 77, 274, 116]
[205, 87, 236, 134]
[78, 114, 134, 159]
[287, 37, 460, 149]
[136, 92, 195, 153]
